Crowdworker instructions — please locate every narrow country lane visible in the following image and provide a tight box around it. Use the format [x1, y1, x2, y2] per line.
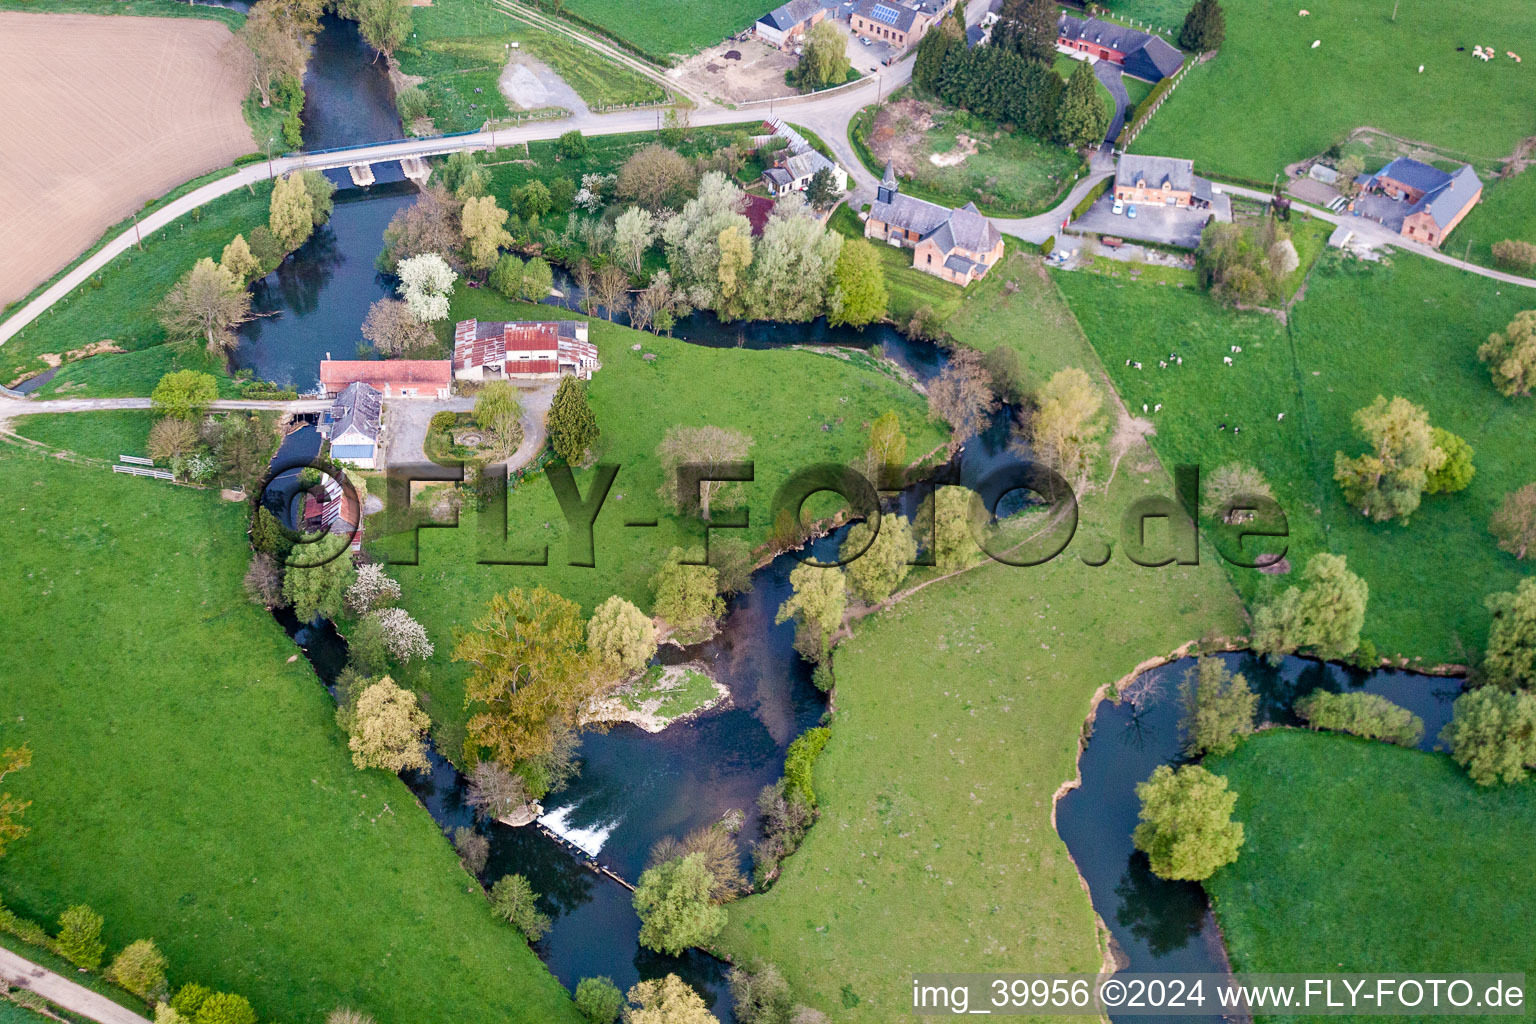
[0, 947, 151, 1024]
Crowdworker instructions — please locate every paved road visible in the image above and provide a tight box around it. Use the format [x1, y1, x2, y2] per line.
[1092, 61, 1129, 144]
[0, 397, 329, 418]
[383, 383, 553, 469]
[0, 947, 150, 1024]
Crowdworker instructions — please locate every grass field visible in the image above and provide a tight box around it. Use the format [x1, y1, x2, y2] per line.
[719, 436, 1246, 1020]
[0, 448, 582, 1024]
[827, 204, 966, 327]
[851, 97, 1086, 217]
[1206, 730, 1536, 1014]
[1447, 168, 1536, 272]
[1130, 0, 1536, 182]
[372, 295, 947, 759]
[1, 183, 272, 397]
[620, 665, 720, 720]
[7, 410, 156, 462]
[1054, 251, 1535, 663]
[400, 0, 665, 133]
[554, 0, 765, 61]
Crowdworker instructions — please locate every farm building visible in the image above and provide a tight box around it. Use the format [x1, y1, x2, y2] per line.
[865, 161, 1003, 285]
[1114, 154, 1215, 209]
[1354, 157, 1483, 247]
[318, 359, 452, 400]
[319, 381, 383, 469]
[754, 118, 849, 197]
[753, 0, 832, 49]
[301, 473, 363, 553]
[453, 319, 600, 381]
[849, 0, 956, 50]
[1056, 14, 1183, 82]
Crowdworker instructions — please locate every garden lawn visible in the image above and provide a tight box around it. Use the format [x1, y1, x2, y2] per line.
[1206, 729, 1536, 1020]
[1053, 251, 1536, 663]
[1449, 168, 1536, 273]
[1131, 0, 1536, 182]
[8, 411, 156, 462]
[0, 449, 582, 1024]
[3, 184, 273, 398]
[477, 124, 764, 199]
[827, 204, 964, 328]
[373, 297, 947, 760]
[555, 0, 765, 61]
[719, 439, 1247, 1019]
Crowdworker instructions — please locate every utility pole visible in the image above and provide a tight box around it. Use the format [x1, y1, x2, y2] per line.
[1391, 0, 1399, 21]
[132, 212, 143, 251]
[266, 136, 275, 181]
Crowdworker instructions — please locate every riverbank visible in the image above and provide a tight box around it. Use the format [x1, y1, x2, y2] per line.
[582, 662, 731, 733]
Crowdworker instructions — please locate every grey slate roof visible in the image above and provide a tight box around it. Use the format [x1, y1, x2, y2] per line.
[874, 195, 1000, 258]
[759, 0, 827, 31]
[326, 381, 381, 443]
[943, 253, 981, 277]
[1117, 154, 1196, 192]
[1191, 176, 1214, 203]
[1374, 156, 1450, 194]
[881, 160, 898, 188]
[852, 0, 943, 34]
[965, 23, 985, 46]
[1411, 164, 1482, 230]
[1057, 13, 1183, 81]
[870, 192, 956, 237]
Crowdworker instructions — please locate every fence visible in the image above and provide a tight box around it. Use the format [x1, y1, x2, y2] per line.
[1115, 57, 1195, 152]
[113, 464, 174, 480]
[118, 455, 154, 466]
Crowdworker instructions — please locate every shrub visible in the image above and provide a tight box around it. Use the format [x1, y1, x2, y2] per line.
[1492, 239, 1536, 271]
[169, 984, 214, 1019]
[1071, 178, 1110, 221]
[490, 873, 551, 942]
[452, 826, 489, 876]
[326, 1010, 375, 1024]
[54, 904, 105, 971]
[1294, 689, 1424, 747]
[107, 939, 169, 1001]
[1039, 234, 1055, 258]
[192, 992, 257, 1024]
[1178, 657, 1257, 757]
[782, 728, 830, 809]
[574, 976, 623, 1024]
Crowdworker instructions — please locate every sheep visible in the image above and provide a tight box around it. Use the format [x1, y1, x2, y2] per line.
[1234, 426, 1241, 435]
[1311, 39, 1321, 48]
[1143, 403, 1149, 413]
[1126, 359, 1132, 366]
[1176, 356, 1183, 365]
[1298, 8, 1309, 14]
[1218, 423, 1228, 431]
[1419, 65, 1424, 73]
[1223, 356, 1233, 365]
[1277, 412, 1285, 421]
[1154, 403, 1162, 412]
[1133, 361, 1143, 369]
[1159, 360, 1168, 369]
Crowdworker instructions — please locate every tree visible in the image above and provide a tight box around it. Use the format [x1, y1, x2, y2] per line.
[614, 206, 658, 275]
[715, 224, 754, 320]
[633, 853, 726, 955]
[346, 563, 400, 615]
[192, 993, 257, 1024]
[490, 873, 551, 941]
[795, 20, 850, 88]
[465, 760, 530, 821]
[1440, 686, 1536, 786]
[862, 410, 907, 483]
[357, 0, 410, 57]
[368, 607, 434, 662]
[546, 376, 599, 464]
[1132, 765, 1243, 881]
[1425, 427, 1475, 494]
[1029, 366, 1103, 483]
[649, 825, 748, 904]
[300, 169, 336, 228]
[1333, 395, 1445, 522]
[151, 370, 219, 421]
[158, 259, 252, 354]
[1178, 0, 1226, 52]
[1478, 310, 1536, 398]
[269, 171, 316, 251]
[617, 145, 694, 211]
[344, 677, 430, 772]
[1336, 154, 1367, 198]
[108, 939, 169, 1001]
[745, 210, 841, 322]
[522, 256, 555, 301]
[437, 150, 489, 200]
[587, 596, 657, 676]
[169, 984, 214, 1020]
[1491, 483, 1536, 559]
[730, 962, 795, 1024]
[592, 262, 631, 321]
[1251, 552, 1368, 662]
[576, 979, 624, 1024]
[234, 1, 308, 108]
[775, 562, 846, 662]
[453, 587, 597, 765]
[1055, 60, 1109, 149]
[927, 348, 998, 443]
[1492, 239, 1536, 272]
[842, 513, 916, 605]
[651, 550, 726, 634]
[828, 239, 887, 328]
[514, 179, 553, 220]
[460, 195, 514, 274]
[361, 297, 435, 355]
[244, 552, 285, 608]
[56, 905, 106, 970]
[379, 185, 462, 273]
[282, 555, 355, 622]
[805, 166, 842, 211]
[396, 252, 457, 322]
[219, 234, 261, 284]
[1294, 690, 1424, 747]
[997, 0, 1058, 62]
[657, 425, 753, 520]
[490, 254, 525, 299]
[915, 485, 983, 571]
[474, 381, 524, 454]
[661, 171, 751, 310]
[625, 975, 720, 1024]
[1177, 657, 1257, 758]
[1483, 578, 1536, 691]
[558, 129, 589, 160]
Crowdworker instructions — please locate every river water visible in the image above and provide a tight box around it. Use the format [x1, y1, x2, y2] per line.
[1054, 652, 1462, 1022]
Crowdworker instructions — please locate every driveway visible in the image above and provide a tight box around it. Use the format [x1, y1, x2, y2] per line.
[383, 381, 554, 471]
[1071, 192, 1227, 249]
[1092, 60, 1129, 144]
[1353, 192, 1409, 233]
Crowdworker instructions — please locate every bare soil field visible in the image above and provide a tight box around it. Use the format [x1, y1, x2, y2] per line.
[0, 12, 251, 307]
[672, 37, 798, 103]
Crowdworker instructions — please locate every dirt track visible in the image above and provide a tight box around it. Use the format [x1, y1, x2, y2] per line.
[0, 12, 252, 306]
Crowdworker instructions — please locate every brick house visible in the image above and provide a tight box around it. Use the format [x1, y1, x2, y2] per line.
[453, 319, 600, 381]
[1357, 157, 1483, 247]
[1056, 13, 1183, 82]
[850, 0, 955, 50]
[865, 161, 1003, 285]
[318, 359, 452, 400]
[1114, 154, 1215, 209]
[754, 0, 832, 49]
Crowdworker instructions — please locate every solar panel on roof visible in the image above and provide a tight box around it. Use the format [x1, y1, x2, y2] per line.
[870, 4, 900, 24]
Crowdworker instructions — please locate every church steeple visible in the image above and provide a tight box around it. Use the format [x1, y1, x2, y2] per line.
[877, 160, 898, 204]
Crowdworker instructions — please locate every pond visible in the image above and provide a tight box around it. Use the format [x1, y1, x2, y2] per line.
[1054, 651, 1462, 1022]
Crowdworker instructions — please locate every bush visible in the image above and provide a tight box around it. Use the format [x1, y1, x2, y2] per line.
[574, 976, 623, 1024]
[1294, 689, 1424, 747]
[55, 904, 105, 971]
[192, 992, 257, 1024]
[169, 984, 213, 1019]
[558, 130, 589, 160]
[1071, 178, 1110, 221]
[397, 86, 428, 124]
[0, 902, 52, 948]
[1492, 239, 1536, 271]
[107, 939, 169, 1001]
[429, 410, 458, 434]
[1039, 234, 1055, 258]
[782, 728, 830, 809]
[490, 873, 551, 942]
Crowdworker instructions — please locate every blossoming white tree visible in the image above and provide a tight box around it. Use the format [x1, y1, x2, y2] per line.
[369, 607, 434, 662]
[396, 252, 457, 322]
[346, 563, 401, 615]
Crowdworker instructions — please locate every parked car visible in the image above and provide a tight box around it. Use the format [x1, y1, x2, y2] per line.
[1126, 204, 1138, 219]
[1112, 198, 1124, 215]
[860, 36, 872, 45]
